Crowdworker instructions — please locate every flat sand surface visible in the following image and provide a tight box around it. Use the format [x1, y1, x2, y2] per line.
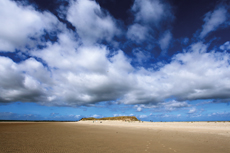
[0, 121, 229, 153]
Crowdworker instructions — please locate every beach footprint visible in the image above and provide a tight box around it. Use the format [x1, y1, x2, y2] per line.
[144, 140, 152, 152]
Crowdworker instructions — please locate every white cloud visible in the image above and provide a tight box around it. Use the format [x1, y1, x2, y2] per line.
[207, 112, 230, 117]
[18, 58, 53, 85]
[182, 38, 189, 45]
[113, 114, 124, 117]
[0, 0, 59, 52]
[1, 1, 230, 109]
[1, 35, 230, 107]
[67, 0, 120, 45]
[159, 30, 172, 55]
[190, 114, 202, 118]
[220, 41, 230, 50]
[120, 42, 230, 104]
[163, 114, 169, 118]
[134, 100, 190, 112]
[75, 115, 81, 118]
[126, 0, 173, 50]
[137, 107, 142, 112]
[200, 6, 228, 38]
[139, 114, 148, 118]
[0, 56, 49, 102]
[162, 100, 190, 111]
[127, 24, 149, 43]
[113, 114, 119, 117]
[91, 114, 101, 118]
[29, 31, 135, 105]
[133, 49, 151, 64]
[190, 42, 207, 53]
[132, 0, 166, 25]
[188, 108, 196, 114]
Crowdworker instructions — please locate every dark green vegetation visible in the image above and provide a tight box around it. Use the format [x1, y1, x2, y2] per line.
[80, 116, 139, 121]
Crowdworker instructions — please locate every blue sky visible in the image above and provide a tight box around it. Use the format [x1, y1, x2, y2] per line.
[0, 0, 230, 121]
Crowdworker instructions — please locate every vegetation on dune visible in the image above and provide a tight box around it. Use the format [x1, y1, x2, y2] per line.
[80, 116, 139, 121]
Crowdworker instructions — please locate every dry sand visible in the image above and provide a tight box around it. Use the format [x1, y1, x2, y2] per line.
[0, 121, 229, 153]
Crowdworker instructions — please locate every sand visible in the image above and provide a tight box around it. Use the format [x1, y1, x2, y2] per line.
[0, 121, 229, 153]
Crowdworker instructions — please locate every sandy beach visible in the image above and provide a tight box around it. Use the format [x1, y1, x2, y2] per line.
[0, 121, 229, 153]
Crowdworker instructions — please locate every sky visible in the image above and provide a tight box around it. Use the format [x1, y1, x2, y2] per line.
[0, 0, 230, 121]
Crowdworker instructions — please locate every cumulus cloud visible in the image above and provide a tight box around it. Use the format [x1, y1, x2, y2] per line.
[159, 30, 172, 55]
[159, 43, 230, 102]
[0, 0, 59, 52]
[113, 114, 135, 117]
[67, 0, 120, 45]
[1, 0, 230, 109]
[120, 42, 230, 104]
[220, 41, 230, 50]
[134, 105, 143, 112]
[0, 56, 49, 103]
[200, 6, 228, 38]
[132, 0, 170, 25]
[91, 114, 101, 118]
[127, 24, 149, 43]
[134, 100, 190, 112]
[132, 49, 151, 64]
[31, 32, 134, 106]
[161, 100, 190, 111]
[127, 0, 174, 52]
[1, 30, 230, 107]
[207, 112, 230, 117]
[182, 38, 189, 45]
[139, 114, 148, 118]
[188, 108, 196, 114]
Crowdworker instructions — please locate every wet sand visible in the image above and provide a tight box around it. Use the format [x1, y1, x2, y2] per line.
[0, 121, 229, 153]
